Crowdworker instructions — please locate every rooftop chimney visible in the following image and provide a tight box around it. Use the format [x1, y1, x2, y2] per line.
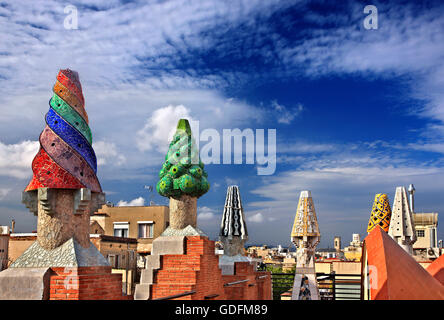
[408, 184, 415, 213]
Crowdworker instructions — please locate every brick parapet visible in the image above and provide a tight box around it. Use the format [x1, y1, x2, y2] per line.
[49, 266, 132, 300]
[151, 236, 226, 300]
[222, 262, 271, 300]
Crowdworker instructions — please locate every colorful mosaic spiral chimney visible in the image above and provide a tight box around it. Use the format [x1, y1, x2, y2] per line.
[25, 69, 101, 193]
[367, 193, 392, 233]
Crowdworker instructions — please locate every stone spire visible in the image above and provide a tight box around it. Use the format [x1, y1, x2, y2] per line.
[388, 186, 417, 254]
[291, 191, 320, 241]
[218, 186, 250, 275]
[219, 185, 248, 254]
[367, 193, 392, 233]
[290, 190, 320, 300]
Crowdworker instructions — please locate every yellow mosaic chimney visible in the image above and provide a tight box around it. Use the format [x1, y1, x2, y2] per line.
[367, 193, 392, 233]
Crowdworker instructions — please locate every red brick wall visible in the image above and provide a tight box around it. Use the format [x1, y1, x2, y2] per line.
[50, 266, 131, 300]
[151, 236, 226, 300]
[222, 262, 271, 300]
[150, 236, 271, 300]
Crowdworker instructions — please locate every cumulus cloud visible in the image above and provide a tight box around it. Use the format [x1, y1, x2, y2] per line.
[137, 105, 193, 152]
[198, 206, 216, 220]
[117, 197, 145, 207]
[93, 140, 126, 166]
[0, 188, 10, 200]
[0, 140, 39, 179]
[248, 212, 264, 223]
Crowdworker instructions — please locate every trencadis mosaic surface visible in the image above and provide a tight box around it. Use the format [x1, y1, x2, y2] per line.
[25, 69, 101, 193]
[156, 119, 209, 199]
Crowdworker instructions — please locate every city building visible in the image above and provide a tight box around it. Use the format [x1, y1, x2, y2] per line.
[343, 234, 363, 261]
[282, 257, 296, 272]
[90, 234, 138, 294]
[90, 204, 170, 266]
[334, 236, 341, 253]
[0, 226, 9, 271]
[7, 233, 37, 267]
[413, 213, 440, 260]
[246, 245, 271, 259]
[316, 248, 341, 260]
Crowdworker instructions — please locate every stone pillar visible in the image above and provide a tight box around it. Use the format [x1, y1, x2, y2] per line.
[169, 194, 197, 230]
[290, 190, 320, 300]
[22, 188, 105, 251]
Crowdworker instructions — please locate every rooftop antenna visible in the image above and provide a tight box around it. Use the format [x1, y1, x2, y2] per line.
[144, 185, 155, 206]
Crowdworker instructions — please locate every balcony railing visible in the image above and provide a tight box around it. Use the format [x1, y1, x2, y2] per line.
[271, 272, 362, 300]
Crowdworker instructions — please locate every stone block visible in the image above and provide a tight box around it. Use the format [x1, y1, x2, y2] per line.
[140, 269, 154, 284]
[161, 225, 206, 237]
[0, 267, 50, 300]
[152, 236, 185, 255]
[134, 284, 151, 300]
[22, 190, 38, 216]
[146, 254, 160, 270]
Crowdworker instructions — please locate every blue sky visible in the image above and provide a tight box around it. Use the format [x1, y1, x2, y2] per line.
[1, 0, 444, 248]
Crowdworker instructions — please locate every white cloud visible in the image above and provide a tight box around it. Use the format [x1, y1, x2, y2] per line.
[117, 197, 145, 207]
[248, 212, 264, 223]
[224, 177, 238, 186]
[197, 206, 216, 220]
[272, 101, 304, 124]
[0, 0, 292, 94]
[276, 2, 444, 141]
[137, 105, 193, 152]
[0, 188, 10, 200]
[93, 140, 126, 166]
[0, 140, 39, 179]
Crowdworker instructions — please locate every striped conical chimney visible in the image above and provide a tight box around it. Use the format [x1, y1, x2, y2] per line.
[25, 69, 101, 193]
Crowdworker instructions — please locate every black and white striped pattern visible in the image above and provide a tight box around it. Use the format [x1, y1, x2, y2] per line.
[219, 185, 248, 239]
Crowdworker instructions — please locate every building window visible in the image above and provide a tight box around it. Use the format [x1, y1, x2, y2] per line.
[108, 254, 119, 268]
[113, 222, 129, 238]
[417, 230, 425, 237]
[138, 221, 154, 238]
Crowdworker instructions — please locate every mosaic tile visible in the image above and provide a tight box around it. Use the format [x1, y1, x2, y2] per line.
[157, 119, 209, 198]
[53, 81, 88, 123]
[57, 70, 84, 105]
[46, 108, 97, 172]
[40, 126, 101, 192]
[49, 95, 92, 144]
[25, 148, 84, 191]
[367, 193, 392, 233]
[25, 69, 101, 193]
